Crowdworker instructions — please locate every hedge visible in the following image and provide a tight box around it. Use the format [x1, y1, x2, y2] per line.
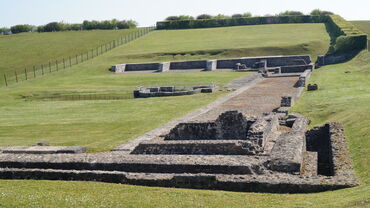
[156, 15, 329, 30]
[156, 15, 368, 55]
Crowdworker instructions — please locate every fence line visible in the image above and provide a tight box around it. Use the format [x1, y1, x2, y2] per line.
[2, 26, 156, 87]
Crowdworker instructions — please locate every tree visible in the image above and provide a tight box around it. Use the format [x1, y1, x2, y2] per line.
[243, 12, 252, 18]
[178, 15, 194, 20]
[196, 14, 213, 20]
[10, 24, 33, 34]
[310, 9, 334, 16]
[37, 26, 45, 32]
[279, 10, 304, 16]
[44, 22, 62, 32]
[117, 20, 137, 29]
[214, 14, 231, 19]
[165, 16, 180, 21]
[0, 27, 11, 35]
[231, 14, 243, 18]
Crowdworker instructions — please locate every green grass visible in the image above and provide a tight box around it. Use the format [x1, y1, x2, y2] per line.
[0, 51, 368, 208]
[0, 70, 246, 152]
[1, 22, 367, 207]
[1, 52, 369, 208]
[0, 29, 139, 75]
[351, 21, 370, 35]
[107, 23, 329, 64]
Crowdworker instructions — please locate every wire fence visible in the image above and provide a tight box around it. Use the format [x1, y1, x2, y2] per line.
[2, 26, 156, 87]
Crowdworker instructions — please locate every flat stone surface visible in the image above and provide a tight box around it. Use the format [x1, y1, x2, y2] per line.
[193, 77, 299, 121]
[0, 146, 86, 154]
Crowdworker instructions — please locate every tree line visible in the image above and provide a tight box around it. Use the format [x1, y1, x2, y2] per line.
[0, 19, 138, 35]
[164, 9, 334, 21]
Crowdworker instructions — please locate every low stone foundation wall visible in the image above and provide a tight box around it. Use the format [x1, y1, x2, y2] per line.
[111, 55, 312, 73]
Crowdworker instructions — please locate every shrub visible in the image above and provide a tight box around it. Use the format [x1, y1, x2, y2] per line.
[10, 24, 33, 34]
[232, 14, 243, 18]
[44, 22, 63, 32]
[117, 20, 137, 29]
[310, 9, 334, 16]
[243, 13, 252, 18]
[0, 27, 11, 35]
[166, 16, 181, 21]
[197, 14, 213, 20]
[279, 11, 304, 16]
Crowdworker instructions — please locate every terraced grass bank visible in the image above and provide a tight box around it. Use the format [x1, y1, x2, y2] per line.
[351, 20, 370, 35]
[110, 23, 329, 64]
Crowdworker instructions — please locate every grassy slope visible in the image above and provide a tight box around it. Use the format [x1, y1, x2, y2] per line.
[108, 23, 329, 64]
[0, 51, 368, 208]
[351, 20, 370, 35]
[0, 29, 138, 75]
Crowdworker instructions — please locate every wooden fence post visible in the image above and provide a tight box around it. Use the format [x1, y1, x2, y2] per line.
[15, 70, 18, 83]
[69, 56, 72, 67]
[56, 60, 59, 71]
[81, 53, 83, 62]
[76, 55, 78, 64]
[41, 65, 44, 75]
[63, 58, 66, 68]
[4, 74, 8, 86]
[24, 68, 28, 80]
[33, 66, 36, 78]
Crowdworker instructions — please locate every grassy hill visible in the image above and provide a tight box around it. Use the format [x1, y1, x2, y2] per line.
[351, 20, 370, 35]
[108, 23, 329, 64]
[0, 29, 139, 75]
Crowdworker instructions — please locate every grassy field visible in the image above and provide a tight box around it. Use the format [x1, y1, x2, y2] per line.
[0, 70, 246, 152]
[0, 29, 139, 75]
[351, 20, 370, 35]
[0, 51, 369, 207]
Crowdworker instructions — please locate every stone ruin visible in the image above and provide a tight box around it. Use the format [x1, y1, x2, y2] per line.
[0, 110, 357, 193]
[133, 85, 215, 98]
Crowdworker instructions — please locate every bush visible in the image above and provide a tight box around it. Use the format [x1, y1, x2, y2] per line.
[232, 14, 243, 18]
[44, 22, 63, 32]
[279, 11, 304, 16]
[10, 24, 33, 34]
[243, 13, 252, 18]
[117, 20, 137, 29]
[310, 9, 334, 16]
[166, 16, 180, 21]
[197, 14, 213, 20]
[0, 27, 11, 35]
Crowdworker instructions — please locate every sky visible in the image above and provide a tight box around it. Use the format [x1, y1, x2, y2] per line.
[0, 0, 369, 27]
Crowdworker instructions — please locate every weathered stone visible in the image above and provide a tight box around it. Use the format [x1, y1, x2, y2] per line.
[206, 60, 217, 71]
[308, 84, 318, 91]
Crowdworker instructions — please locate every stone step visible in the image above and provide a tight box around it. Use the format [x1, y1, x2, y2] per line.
[0, 146, 86, 154]
[131, 139, 258, 155]
[0, 154, 266, 175]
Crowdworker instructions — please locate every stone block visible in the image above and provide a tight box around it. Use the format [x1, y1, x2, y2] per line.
[281, 96, 293, 107]
[111, 64, 126, 73]
[307, 84, 318, 91]
[206, 60, 217, 71]
[158, 62, 170, 72]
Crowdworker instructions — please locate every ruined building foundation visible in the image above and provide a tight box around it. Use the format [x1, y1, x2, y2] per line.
[0, 55, 357, 193]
